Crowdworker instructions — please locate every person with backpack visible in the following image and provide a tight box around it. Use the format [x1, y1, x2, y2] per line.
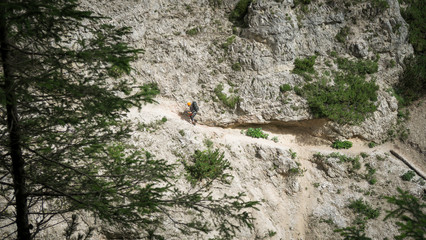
[187, 101, 199, 125]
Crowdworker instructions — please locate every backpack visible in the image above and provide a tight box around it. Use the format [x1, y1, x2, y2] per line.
[192, 101, 199, 112]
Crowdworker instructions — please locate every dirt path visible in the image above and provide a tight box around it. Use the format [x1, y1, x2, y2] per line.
[132, 98, 426, 180]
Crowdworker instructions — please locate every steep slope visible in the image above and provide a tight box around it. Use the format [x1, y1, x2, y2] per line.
[74, 0, 425, 239]
[126, 98, 425, 239]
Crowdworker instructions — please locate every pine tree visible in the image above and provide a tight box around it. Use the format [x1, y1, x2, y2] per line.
[0, 0, 258, 239]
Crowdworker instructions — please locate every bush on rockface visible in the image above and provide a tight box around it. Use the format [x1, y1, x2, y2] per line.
[246, 128, 269, 139]
[332, 140, 353, 149]
[183, 149, 232, 186]
[229, 0, 252, 26]
[302, 73, 379, 124]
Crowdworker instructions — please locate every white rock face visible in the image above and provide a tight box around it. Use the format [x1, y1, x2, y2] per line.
[44, 1, 422, 239]
[82, 0, 414, 142]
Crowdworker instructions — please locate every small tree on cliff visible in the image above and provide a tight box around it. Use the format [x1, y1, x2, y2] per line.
[0, 0, 258, 239]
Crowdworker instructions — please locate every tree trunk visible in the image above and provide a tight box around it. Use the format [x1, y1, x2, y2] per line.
[0, 1, 31, 239]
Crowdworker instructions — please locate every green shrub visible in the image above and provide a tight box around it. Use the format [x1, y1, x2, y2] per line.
[183, 149, 232, 185]
[336, 58, 378, 75]
[332, 140, 353, 149]
[186, 27, 200, 36]
[396, 55, 426, 105]
[288, 149, 297, 159]
[364, 163, 377, 185]
[271, 136, 279, 143]
[294, 0, 311, 6]
[280, 84, 292, 93]
[335, 26, 350, 43]
[232, 62, 241, 71]
[246, 128, 269, 139]
[334, 223, 371, 240]
[209, 0, 223, 8]
[368, 142, 376, 148]
[229, 0, 253, 25]
[301, 73, 378, 124]
[348, 199, 380, 219]
[400, 170, 416, 181]
[137, 116, 168, 132]
[179, 129, 185, 136]
[401, 0, 426, 53]
[293, 56, 317, 74]
[222, 35, 236, 50]
[214, 83, 240, 108]
[204, 139, 214, 148]
[371, 0, 389, 12]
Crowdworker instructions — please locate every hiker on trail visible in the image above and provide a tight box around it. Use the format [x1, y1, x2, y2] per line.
[187, 101, 199, 125]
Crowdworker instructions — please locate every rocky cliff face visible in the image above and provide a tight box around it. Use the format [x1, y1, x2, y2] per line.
[64, 1, 424, 239]
[85, 0, 413, 142]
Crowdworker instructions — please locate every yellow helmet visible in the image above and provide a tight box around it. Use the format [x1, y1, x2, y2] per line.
[187, 102, 191, 106]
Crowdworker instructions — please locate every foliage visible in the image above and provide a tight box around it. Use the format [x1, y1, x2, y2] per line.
[348, 199, 380, 220]
[314, 152, 361, 172]
[280, 84, 292, 93]
[179, 129, 186, 136]
[182, 149, 233, 186]
[336, 26, 350, 43]
[0, 1, 258, 239]
[245, 128, 269, 139]
[293, 56, 317, 74]
[204, 139, 214, 149]
[396, 55, 426, 104]
[214, 83, 240, 108]
[271, 136, 279, 143]
[400, 170, 416, 181]
[396, 0, 426, 103]
[368, 142, 376, 148]
[334, 223, 372, 240]
[400, 0, 426, 53]
[301, 72, 379, 124]
[222, 35, 236, 50]
[371, 0, 389, 12]
[186, 27, 200, 36]
[232, 62, 242, 71]
[332, 140, 353, 149]
[384, 188, 426, 240]
[336, 58, 379, 75]
[137, 115, 167, 132]
[229, 0, 253, 26]
[294, 0, 311, 6]
[288, 149, 297, 159]
[209, 0, 223, 8]
[364, 163, 377, 185]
